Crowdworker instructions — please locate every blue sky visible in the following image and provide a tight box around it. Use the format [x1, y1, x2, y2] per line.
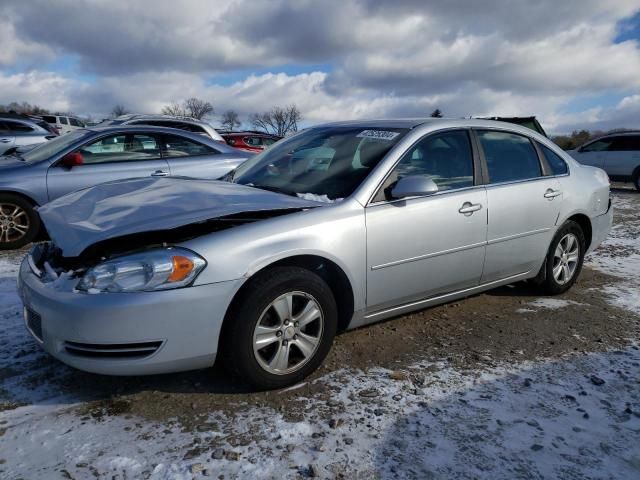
[0, 1, 639, 134]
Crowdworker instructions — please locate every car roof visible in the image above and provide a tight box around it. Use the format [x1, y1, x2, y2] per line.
[315, 117, 549, 135]
[117, 114, 209, 125]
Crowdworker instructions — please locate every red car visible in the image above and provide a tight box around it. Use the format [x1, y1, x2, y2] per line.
[222, 132, 281, 152]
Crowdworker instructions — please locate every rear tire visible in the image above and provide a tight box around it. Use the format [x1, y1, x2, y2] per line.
[221, 266, 337, 390]
[534, 220, 586, 295]
[0, 193, 40, 250]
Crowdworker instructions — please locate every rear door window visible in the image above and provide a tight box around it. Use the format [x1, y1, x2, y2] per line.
[477, 130, 541, 183]
[59, 117, 69, 125]
[244, 136, 262, 146]
[161, 134, 217, 157]
[610, 135, 640, 152]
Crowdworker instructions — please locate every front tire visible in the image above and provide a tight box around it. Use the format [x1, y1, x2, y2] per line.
[0, 194, 40, 250]
[534, 220, 586, 295]
[221, 266, 337, 390]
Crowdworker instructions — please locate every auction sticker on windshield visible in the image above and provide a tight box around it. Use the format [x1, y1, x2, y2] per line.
[356, 130, 400, 140]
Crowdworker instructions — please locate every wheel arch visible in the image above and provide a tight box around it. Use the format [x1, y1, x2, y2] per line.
[0, 189, 40, 208]
[565, 213, 592, 250]
[220, 254, 356, 347]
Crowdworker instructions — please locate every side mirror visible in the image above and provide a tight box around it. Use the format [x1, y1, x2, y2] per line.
[61, 152, 84, 168]
[390, 175, 439, 199]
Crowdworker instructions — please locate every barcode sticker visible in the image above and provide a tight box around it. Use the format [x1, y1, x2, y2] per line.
[356, 130, 400, 140]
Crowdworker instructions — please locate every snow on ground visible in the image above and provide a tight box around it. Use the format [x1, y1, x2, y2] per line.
[0, 190, 639, 479]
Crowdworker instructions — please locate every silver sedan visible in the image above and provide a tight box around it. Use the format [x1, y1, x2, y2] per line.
[17, 119, 612, 389]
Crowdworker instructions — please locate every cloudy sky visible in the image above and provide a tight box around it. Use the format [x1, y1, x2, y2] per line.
[1, 0, 639, 134]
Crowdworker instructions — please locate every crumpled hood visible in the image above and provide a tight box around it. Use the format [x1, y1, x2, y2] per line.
[38, 177, 322, 257]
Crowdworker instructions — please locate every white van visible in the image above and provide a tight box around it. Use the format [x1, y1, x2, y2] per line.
[41, 115, 85, 135]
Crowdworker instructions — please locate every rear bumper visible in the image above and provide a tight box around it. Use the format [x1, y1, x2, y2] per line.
[587, 198, 613, 254]
[17, 257, 243, 375]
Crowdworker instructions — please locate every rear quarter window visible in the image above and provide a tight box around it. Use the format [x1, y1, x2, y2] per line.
[539, 143, 568, 175]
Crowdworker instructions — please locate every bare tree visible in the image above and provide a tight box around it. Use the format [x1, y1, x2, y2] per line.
[161, 101, 187, 117]
[220, 110, 241, 131]
[184, 97, 214, 120]
[250, 104, 302, 137]
[430, 108, 443, 118]
[111, 104, 129, 118]
[162, 97, 214, 120]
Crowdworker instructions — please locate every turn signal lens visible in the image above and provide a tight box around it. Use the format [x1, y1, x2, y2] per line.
[168, 255, 195, 282]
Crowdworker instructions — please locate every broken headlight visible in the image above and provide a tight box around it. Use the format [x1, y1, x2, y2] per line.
[77, 248, 206, 293]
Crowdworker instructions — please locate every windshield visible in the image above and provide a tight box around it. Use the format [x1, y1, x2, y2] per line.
[20, 130, 88, 163]
[232, 126, 409, 201]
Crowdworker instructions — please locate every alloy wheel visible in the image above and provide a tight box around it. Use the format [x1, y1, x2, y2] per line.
[552, 233, 580, 285]
[253, 291, 324, 375]
[0, 203, 30, 244]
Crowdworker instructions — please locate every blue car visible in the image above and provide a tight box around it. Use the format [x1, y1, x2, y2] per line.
[0, 125, 251, 249]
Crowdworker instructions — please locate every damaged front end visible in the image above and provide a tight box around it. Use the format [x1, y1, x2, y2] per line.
[29, 208, 302, 293]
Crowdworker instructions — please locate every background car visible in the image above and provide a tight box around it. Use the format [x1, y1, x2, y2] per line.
[19, 119, 612, 389]
[0, 114, 57, 155]
[222, 131, 282, 152]
[41, 115, 86, 135]
[99, 114, 226, 143]
[569, 131, 640, 190]
[0, 125, 251, 249]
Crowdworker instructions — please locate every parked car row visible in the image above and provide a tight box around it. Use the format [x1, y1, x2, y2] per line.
[13, 118, 613, 389]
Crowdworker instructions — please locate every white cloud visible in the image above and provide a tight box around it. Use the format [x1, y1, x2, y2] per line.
[0, 1, 639, 133]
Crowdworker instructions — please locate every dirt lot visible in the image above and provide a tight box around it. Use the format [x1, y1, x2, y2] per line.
[0, 186, 638, 479]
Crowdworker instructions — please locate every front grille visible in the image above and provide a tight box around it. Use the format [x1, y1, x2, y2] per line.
[64, 340, 163, 359]
[25, 308, 43, 342]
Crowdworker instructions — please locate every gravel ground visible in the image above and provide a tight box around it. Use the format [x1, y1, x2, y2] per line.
[0, 186, 638, 479]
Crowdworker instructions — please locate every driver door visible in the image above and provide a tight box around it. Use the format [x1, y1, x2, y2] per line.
[46, 132, 170, 201]
[365, 129, 487, 313]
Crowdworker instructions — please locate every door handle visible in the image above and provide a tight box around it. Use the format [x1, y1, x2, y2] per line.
[544, 189, 562, 199]
[458, 202, 482, 215]
[151, 170, 170, 177]
[0, 139, 11, 143]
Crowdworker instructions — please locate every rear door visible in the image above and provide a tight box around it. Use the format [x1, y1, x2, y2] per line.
[603, 135, 640, 179]
[46, 132, 170, 200]
[161, 133, 238, 179]
[476, 129, 562, 282]
[0, 122, 16, 154]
